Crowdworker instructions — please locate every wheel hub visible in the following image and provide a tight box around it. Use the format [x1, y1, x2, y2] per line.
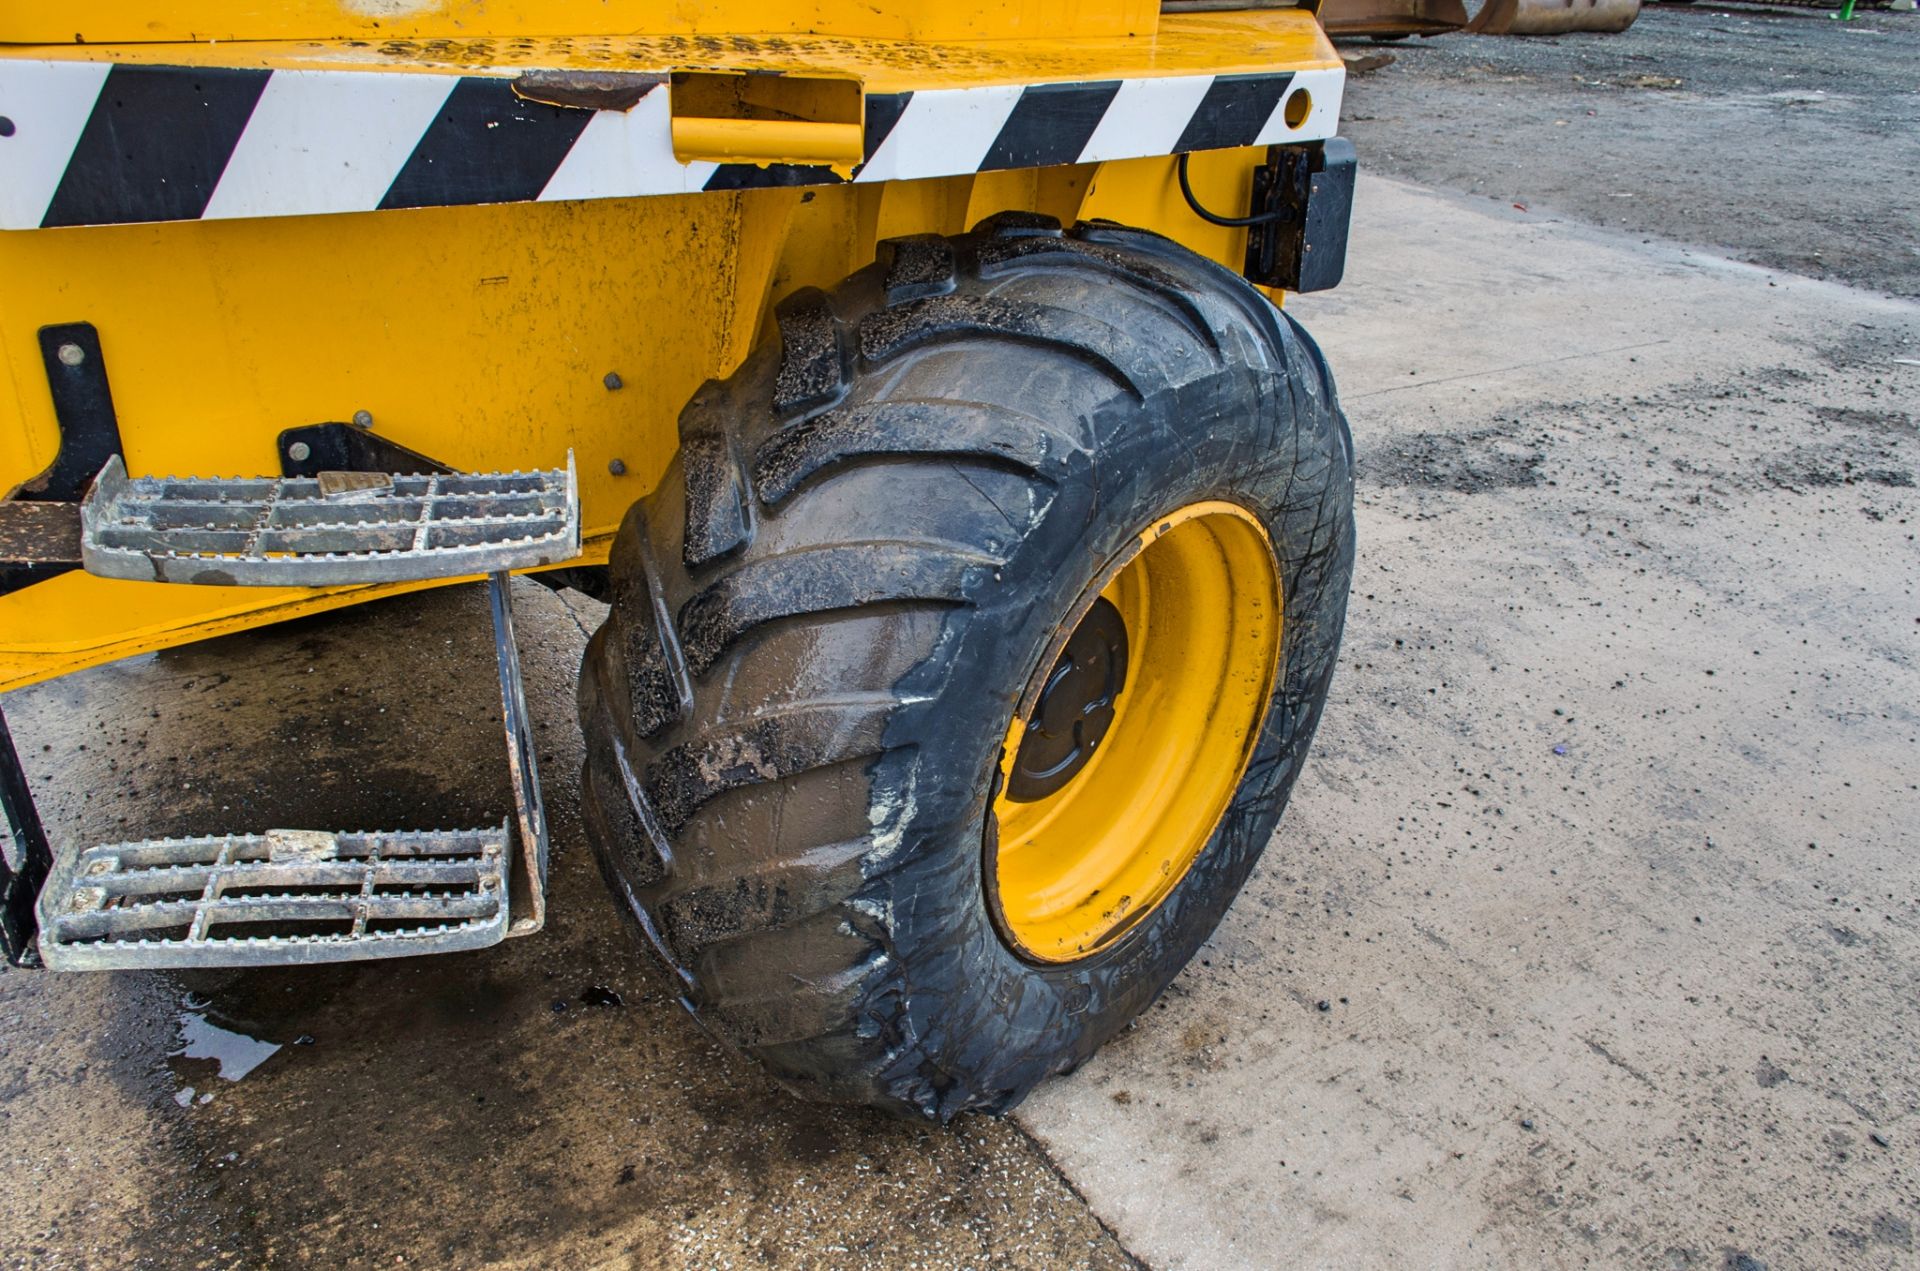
[988, 502, 1283, 963]
[1007, 597, 1129, 802]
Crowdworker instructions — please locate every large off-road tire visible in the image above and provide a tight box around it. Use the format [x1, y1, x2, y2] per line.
[577, 213, 1354, 1119]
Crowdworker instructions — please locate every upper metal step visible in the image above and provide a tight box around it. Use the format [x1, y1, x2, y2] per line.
[80, 454, 579, 585]
[36, 825, 510, 970]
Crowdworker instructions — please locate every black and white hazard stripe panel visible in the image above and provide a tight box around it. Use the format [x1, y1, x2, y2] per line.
[0, 60, 1343, 230]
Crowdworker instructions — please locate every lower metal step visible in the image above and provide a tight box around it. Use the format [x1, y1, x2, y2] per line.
[80, 454, 579, 585]
[35, 825, 510, 970]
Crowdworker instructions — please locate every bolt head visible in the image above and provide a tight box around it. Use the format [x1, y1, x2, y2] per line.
[603, 371, 624, 391]
[56, 342, 84, 367]
[287, 441, 312, 462]
[608, 458, 628, 477]
[351, 410, 374, 429]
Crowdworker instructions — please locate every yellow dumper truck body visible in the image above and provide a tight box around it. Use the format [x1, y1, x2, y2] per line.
[0, 1, 1359, 1118]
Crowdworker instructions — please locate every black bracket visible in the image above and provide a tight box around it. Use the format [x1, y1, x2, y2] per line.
[2, 323, 127, 958]
[1, 323, 127, 594]
[1, 710, 53, 967]
[277, 422, 452, 478]
[1243, 138, 1358, 295]
[17, 324, 125, 503]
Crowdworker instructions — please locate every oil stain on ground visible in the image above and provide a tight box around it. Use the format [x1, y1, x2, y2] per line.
[1360, 426, 1546, 493]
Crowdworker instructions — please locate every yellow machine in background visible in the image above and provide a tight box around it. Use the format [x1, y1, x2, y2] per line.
[1306, 0, 1639, 42]
[0, 0, 1360, 1119]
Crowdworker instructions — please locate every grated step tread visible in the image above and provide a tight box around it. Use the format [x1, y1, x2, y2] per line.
[80, 454, 580, 585]
[36, 825, 511, 969]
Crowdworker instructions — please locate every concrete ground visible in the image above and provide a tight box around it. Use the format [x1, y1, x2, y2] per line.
[3, 8, 1918, 1269]
[1020, 177, 1919, 1270]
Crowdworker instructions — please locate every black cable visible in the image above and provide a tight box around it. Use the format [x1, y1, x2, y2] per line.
[1175, 152, 1287, 228]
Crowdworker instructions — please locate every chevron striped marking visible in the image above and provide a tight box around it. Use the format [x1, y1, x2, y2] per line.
[0, 61, 1345, 229]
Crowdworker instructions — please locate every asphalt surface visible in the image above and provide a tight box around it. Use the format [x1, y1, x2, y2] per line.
[1342, 2, 1920, 298]
[3, 8, 1918, 1269]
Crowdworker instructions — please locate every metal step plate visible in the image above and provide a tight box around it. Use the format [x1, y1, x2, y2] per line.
[80, 454, 579, 585]
[36, 825, 510, 970]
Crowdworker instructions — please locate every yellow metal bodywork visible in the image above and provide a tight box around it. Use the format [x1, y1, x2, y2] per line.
[0, 0, 1162, 47]
[0, 15, 1336, 90]
[670, 73, 867, 169]
[0, 11, 1338, 693]
[990, 502, 1282, 963]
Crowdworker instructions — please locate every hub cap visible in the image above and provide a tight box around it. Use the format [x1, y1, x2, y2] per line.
[1006, 597, 1130, 802]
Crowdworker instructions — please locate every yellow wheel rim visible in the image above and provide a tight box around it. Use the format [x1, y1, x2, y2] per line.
[989, 501, 1283, 964]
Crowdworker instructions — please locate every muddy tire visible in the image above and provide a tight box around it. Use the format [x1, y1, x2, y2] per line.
[577, 214, 1354, 1119]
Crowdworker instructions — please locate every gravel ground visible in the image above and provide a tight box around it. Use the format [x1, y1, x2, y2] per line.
[1341, 3, 1920, 298]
